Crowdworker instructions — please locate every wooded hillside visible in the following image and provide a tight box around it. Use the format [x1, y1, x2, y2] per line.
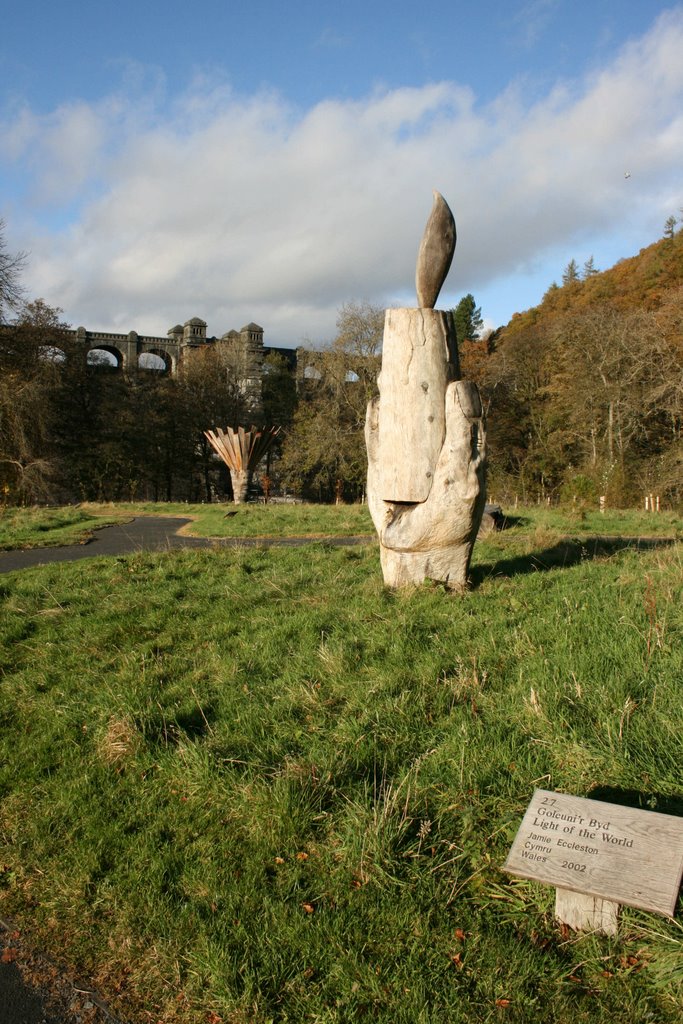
[461, 229, 683, 506]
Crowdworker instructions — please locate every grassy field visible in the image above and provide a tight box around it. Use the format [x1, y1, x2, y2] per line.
[1, 500, 681, 551]
[0, 502, 376, 550]
[0, 505, 682, 1023]
[0, 505, 126, 550]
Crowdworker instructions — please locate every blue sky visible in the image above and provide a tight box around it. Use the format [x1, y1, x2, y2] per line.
[1, 1, 682, 345]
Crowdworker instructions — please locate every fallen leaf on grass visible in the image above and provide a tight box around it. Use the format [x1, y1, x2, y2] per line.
[454, 928, 466, 941]
[495, 998, 511, 1007]
[1, 948, 18, 963]
[529, 929, 551, 950]
[302, 902, 315, 914]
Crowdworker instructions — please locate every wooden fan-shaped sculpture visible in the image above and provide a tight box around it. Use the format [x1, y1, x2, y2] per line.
[204, 425, 281, 503]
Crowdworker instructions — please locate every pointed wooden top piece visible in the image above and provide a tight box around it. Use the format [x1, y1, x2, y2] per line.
[415, 191, 456, 308]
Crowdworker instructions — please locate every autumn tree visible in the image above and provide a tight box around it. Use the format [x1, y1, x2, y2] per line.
[633, 287, 683, 501]
[279, 302, 382, 502]
[0, 299, 74, 501]
[172, 348, 248, 501]
[449, 227, 683, 504]
[260, 350, 298, 493]
[485, 294, 683, 505]
[546, 302, 683, 502]
[482, 321, 560, 500]
[333, 299, 385, 358]
[0, 220, 26, 324]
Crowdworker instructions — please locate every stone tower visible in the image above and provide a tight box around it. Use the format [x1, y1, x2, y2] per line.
[219, 322, 264, 413]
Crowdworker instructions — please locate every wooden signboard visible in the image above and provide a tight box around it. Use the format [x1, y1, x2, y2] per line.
[504, 790, 683, 932]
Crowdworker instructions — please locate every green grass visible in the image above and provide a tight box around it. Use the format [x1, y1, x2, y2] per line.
[2, 501, 680, 551]
[498, 505, 682, 539]
[0, 502, 374, 552]
[0, 505, 126, 550]
[0, 509, 682, 1023]
[83, 500, 376, 540]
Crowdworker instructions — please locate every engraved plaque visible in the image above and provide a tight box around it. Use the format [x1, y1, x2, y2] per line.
[504, 789, 683, 917]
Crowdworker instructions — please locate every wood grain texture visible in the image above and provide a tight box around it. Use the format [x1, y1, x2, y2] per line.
[504, 789, 683, 917]
[375, 308, 459, 502]
[415, 191, 456, 308]
[554, 888, 620, 935]
[204, 425, 281, 504]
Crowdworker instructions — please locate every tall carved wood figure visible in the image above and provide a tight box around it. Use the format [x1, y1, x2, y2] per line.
[365, 192, 487, 589]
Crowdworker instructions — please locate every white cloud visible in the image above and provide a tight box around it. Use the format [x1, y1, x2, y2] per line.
[2, 9, 682, 344]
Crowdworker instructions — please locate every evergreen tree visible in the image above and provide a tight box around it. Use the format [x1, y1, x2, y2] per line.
[452, 293, 483, 344]
[582, 255, 598, 278]
[663, 215, 677, 240]
[562, 259, 580, 286]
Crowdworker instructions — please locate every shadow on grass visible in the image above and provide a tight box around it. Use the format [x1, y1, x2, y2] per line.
[137, 703, 217, 747]
[589, 786, 683, 819]
[497, 514, 529, 531]
[471, 535, 677, 588]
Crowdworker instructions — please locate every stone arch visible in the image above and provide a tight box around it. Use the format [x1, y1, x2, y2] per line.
[87, 345, 123, 369]
[139, 348, 174, 373]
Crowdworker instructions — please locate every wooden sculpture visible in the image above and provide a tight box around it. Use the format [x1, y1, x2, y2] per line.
[204, 425, 281, 503]
[365, 192, 487, 589]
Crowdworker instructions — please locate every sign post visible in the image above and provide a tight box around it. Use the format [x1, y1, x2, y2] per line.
[504, 790, 683, 934]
